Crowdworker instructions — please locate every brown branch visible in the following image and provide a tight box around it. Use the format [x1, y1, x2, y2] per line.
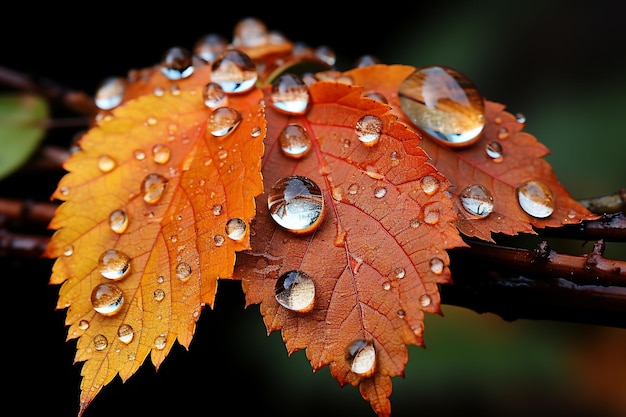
[0, 197, 58, 225]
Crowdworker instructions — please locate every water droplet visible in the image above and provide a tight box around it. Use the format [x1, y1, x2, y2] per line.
[202, 82, 227, 109]
[93, 334, 108, 351]
[153, 288, 165, 302]
[315, 45, 336, 66]
[515, 112, 526, 124]
[117, 324, 134, 344]
[278, 124, 311, 158]
[409, 218, 420, 228]
[176, 262, 192, 281]
[459, 184, 494, 217]
[133, 150, 146, 160]
[207, 106, 242, 137]
[374, 186, 387, 198]
[430, 257, 444, 274]
[91, 282, 124, 316]
[382, 281, 391, 290]
[225, 218, 247, 241]
[98, 154, 117, 173]
[194, 33, 228, 62]
[394, 267, 406, 279]
[78, 319, 90, 330]
[268, 175, 324, 234]
[154, 334, 167, 350]
[98, 249, 131, 280]
[109, 209, 129, 234]
[152, 144, 171, 164]
[419, 294, 432, 308]
[160, 46, 194, 80]
[63, 244, 74, 256]
[212, 204, 223, 215]
[347, 340, 376, 376]
[364, 91, 388, 104]
[250, 126, 262, 137]
[269, 73, 310, 115]
[517, 180, 555, 218]
[233, 17, 269, 48]
[213, 234, 225, 246]
[389, 150, 401, 166]
[355, 115, 383, 146]
[95, 76, 127, 110]
[398, 65, 485, 147]
[59, 186, 70, 196]
[210, 49, 258, 93]
[485, 141, 503, 162]
[141, 173, 168, 204]
[274, 270, 315, 313]
[497, 127, 509, 140]
[354, 54, 382, 68]
[423, 204, 440, 225]
[397, 309, 406, 319]
[347, 183, 359, 195]
[420, 175, 440, 195]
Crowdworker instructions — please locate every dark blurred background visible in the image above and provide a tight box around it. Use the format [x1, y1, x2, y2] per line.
[2, 1, 625, 416]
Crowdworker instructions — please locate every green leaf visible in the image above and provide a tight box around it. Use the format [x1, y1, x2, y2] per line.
[0, 93, 48, 179]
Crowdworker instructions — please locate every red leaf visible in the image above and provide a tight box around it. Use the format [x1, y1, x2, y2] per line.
[235, 80, 465, 417]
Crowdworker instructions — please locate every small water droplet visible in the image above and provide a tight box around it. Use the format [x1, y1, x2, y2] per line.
[355, 115, 383, 146]
[278, 124, 311, 158]
[347, 183, 359, 195]
[423, 204, 440, 225]
[152, 144, 171, 164]
[250, 126, 262, 137]
[160, 46, 194, 80]
[315, 45, 336, 66]
[98, 154, 117, 172]
[382, 281, 391, 290]
[63, 244, 74, 256]
[420, 175, 440, 195]
[394, 267, 406, 279]
[95, 76, 127, 110]
[213, 234, 225, 246]
[157, 275, 164, 284]
[153, 288, 165, 302]
[374, 186, 387, 199]
[117, 324, 134, 344]
[354, 55, 382, 68]
[133, 150, 146, 160]
[398, 65, 485, 146]
[202, 82, 227, 108]
[347, 340, 376, 376]
[194, 33, 228, 62]
[59, 186, 70, 196]
[364, 91, 388, 104]
[78, 319, 90, 330]
[98, 249, 131, 280]
[459, 184, 494, 217]
[141, 173, 168, 204]
[225, 218, 247, 241]
[410, 217, 420, 228]
[419, 294, 432, 308]
[397, 309, 406, 319]
[430, 257, 444, 274]
[91, 282, 124, 315]
[268, 175, 324, 234]
[270, 74, 310, 115]
[517, 180, 555, 218]
[109, 209, 129, 234]
[389, 150, 401, 166]
[154, 334, 167, 350]
[515, 112, 526, 124]
[176, 262, 192, 281]
[93, 334, 108, 351]
[275, 270, 316, 313]
[212, 204, 223, 216]
[207, 106, 242, 137]
[210, 49, 258, 93]
[485, 141, 503, 162]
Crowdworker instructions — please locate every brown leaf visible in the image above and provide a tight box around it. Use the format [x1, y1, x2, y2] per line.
[235, 80, 465, 417]
[345, 64, 599, 242]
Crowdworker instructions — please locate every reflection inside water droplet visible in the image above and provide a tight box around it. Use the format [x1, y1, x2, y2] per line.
[459, 183, 494, 217]
[278, 124, 311, 159]
[141, 173, 168, 204]
[398, 65, 485, 147]
[269, 73, 310, 115]
[347, 340, 376, 376]
[160, 46, 194, 80]
[109, 209, 129, 234]
[210, 49, 258, 93]
[98, 249, 131, 280]
[117, 323, 134, 344]
[517, 180, 555, 218]
[225, 218, 247, 241]
[268, 175, 324, 234]
[355, 115, 383, 146]
[274, 270, 315, 312]
[91, 282, 124, 315]
[207, 106, 242, 137]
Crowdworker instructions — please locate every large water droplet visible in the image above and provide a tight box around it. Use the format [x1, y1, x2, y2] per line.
[347, 340, 376, 376]
[93, 334, 108, 351]
[233, 17, 269, 48]
[269, 73, 310, 115]
[274, 270, 315, 312]
[98, 249, 131, 280]
[459, 183, 494, 217]
[278, 124, 311, 158]
[109, 209, 129, 234]
[202, 82, 227, 109]
[160, 46, 195, 80]
[398, 65, 485, 146]
[141, 173, 168, 204]
[225, 217, 247, 241]
[207, 106, 242, 137]
[355, 115, 383, 147]
[117, 323, 134, 344]
[95, 76, 127, 110]
[176, 262, 192, 281]
[268, 175, 324, 234]
[210, 49, 258, 93]
[194, 33, 228, 62]
[91, 282, 124, 315]
[517, 180, 555, 218]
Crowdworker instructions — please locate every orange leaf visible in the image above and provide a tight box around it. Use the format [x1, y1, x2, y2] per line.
[44, 68, 265, 414]
[235, 81, 466, 417]
[345, 64, 599, 241]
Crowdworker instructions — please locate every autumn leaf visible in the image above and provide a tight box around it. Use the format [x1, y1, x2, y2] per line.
[345, 64, 599, 242]
[43, 64, 265, 414]
[235, 80, 466, 417]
